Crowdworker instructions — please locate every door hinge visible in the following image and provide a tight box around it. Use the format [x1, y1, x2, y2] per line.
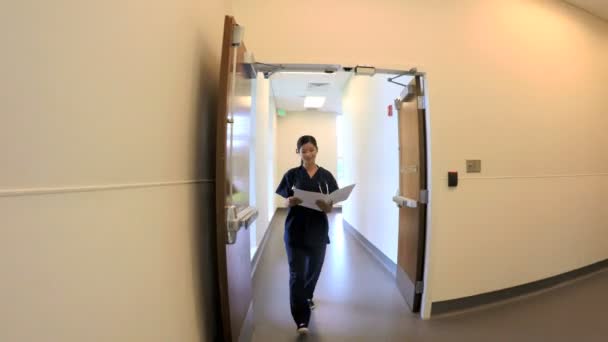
[394, 98, 402, 110]
[415, 281, 424, 294]
[419, 189, 428, 204]
[417, 95, 425, 110]
[232, 25, 244, 46]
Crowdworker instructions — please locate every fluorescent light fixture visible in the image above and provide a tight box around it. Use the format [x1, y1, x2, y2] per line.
[304, 96, 326, 108]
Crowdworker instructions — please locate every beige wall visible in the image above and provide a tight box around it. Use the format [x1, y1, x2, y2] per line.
[341, 74, 405, 264]
[269, 93, 279, 218]
[275, 111, 338, 207]
[271, 97, 280, 210]
[250, 73, 278, 254]
[0, 0, 230, 340]
[233, 0, 608, 317]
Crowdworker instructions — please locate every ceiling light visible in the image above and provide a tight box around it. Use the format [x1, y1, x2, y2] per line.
[304, 96, 326, 108]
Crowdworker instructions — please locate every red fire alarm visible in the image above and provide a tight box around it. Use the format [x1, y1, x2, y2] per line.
[388, 104, 393, 117]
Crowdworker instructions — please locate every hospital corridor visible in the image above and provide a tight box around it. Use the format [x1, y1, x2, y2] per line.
[1, 1, 607, 342]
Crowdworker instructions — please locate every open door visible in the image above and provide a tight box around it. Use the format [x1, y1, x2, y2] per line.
[392, 75, 428, 312]
[215, 16, 257, 341]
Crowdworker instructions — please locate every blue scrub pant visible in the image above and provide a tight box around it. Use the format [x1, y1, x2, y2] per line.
[285, 243, 327, 327]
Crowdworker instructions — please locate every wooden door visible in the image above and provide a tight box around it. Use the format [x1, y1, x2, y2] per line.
[394, 76, 428, 312]
[215, 15, 257, 341]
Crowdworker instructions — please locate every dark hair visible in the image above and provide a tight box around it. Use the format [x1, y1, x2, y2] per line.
[296, 135, 318, 153]
[296, 135, 318, 166]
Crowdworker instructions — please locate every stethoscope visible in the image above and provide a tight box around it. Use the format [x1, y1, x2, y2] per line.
[291, 182, 329, 194]
[318, 182, 329, 195]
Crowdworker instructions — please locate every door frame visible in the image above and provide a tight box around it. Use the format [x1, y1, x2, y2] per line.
[417, 75, 433, 320]
[250, 62, 433, 318]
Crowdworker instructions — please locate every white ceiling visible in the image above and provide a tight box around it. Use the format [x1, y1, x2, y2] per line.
[270, 71, 352, 114]
[565, 0, 608, 20]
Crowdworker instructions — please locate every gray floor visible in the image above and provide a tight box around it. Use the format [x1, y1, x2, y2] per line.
[252, 210, 608, 341]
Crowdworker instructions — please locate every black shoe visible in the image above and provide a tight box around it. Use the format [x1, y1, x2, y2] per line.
[308, 299, 316, 310]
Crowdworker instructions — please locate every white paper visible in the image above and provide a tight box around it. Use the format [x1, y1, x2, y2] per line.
[293, 184, 356, 211]
[293, 188, 328, 211]
[329, 184, 355, 203]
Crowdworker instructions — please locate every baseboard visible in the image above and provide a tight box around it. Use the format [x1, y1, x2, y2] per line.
[250, 208, 284, 278]
[342, 218, 397, 278]
[431, 258, 608, 316]
[238, 302, 254, 342]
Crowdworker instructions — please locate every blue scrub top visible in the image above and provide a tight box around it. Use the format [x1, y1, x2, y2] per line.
[276, 165, 339, 248]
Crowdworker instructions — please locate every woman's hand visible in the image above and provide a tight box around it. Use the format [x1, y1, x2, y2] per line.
[315, 199, 333, 213]
[287, 197, 302, 207]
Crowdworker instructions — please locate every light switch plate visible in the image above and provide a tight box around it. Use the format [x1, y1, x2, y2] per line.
[466, 160, 481, 173]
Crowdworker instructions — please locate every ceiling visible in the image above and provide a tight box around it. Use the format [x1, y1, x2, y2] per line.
[266, 1, 607, 117]
[270, 71, 352, 114]
[565, 0, 608, 20]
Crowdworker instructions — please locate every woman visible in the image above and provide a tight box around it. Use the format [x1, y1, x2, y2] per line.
[275, 135, 338, 334]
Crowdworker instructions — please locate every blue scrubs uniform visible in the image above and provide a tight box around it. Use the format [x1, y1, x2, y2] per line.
[276, 165, 338, 327]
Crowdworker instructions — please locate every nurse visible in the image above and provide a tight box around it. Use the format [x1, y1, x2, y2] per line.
[275, 135, 339, 334]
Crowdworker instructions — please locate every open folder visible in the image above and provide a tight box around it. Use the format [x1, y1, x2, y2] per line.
[293, 184, 356, 212]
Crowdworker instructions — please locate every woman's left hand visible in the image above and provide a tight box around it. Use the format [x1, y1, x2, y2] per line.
[315, 199, 333, 213]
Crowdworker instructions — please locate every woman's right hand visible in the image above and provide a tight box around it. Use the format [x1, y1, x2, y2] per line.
[287, 197, 302, 207]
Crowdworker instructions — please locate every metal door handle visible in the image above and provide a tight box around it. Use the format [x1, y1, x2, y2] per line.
[392, 195, 418, 208]
[235, 206, 258, 229]
[226, 206, 259, 244]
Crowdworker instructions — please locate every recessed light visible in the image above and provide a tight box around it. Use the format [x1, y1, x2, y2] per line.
[304, 96, 326, 108]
